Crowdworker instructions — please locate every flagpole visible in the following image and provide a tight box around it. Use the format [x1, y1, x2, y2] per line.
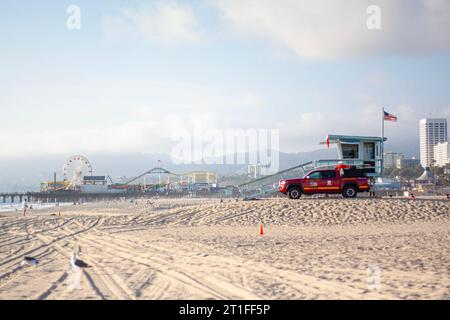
[381, 107, 385, 175]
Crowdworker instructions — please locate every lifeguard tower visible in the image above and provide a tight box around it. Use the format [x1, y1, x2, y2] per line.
[239, 134, 386, 199]
[320, 134, 385, 177]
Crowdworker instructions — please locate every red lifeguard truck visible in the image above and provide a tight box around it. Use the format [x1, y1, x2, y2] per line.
[278, 163, 370, 199]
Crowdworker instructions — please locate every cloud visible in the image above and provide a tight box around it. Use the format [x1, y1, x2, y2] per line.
[103, 2, 201, 44]
[0, 121, 163, 157]
[102, 0, 450, 57]
[212, 0, 450, 59]
[0, 79, 269, 157]
[278, 104, 450, 154]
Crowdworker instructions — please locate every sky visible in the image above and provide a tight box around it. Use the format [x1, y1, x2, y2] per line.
[1, 0, 450, 161]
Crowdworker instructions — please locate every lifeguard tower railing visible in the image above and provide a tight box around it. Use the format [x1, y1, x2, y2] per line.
[238, 159, 381, 200]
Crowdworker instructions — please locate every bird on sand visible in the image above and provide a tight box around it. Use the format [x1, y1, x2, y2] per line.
[21, 256, 39, 266]
[70, 253, 90, 268]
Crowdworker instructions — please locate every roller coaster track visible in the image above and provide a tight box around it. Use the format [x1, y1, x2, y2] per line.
[124, 167, 177, 185]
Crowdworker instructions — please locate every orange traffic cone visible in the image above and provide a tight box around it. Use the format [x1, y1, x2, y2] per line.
[259, 223, 264, 236]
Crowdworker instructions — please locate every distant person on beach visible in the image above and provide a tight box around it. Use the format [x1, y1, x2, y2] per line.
[56, 202, 61, 217]
[22, 200, 28, 216]
[369, 178, 376, 198]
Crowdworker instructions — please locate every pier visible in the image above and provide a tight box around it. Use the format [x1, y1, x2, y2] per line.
[1, 193, 31, 204]
[0, 191, 165, 204]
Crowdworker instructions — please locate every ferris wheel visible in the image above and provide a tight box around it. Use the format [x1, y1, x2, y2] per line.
[63, 155, 93, 187]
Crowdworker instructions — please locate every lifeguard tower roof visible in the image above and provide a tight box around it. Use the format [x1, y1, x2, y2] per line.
[321, 135, 387, 144]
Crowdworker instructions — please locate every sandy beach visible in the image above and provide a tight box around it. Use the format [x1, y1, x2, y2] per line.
[0, 197, 449, 300]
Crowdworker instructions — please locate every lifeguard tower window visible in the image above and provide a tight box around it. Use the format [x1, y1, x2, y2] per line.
[342, 144, 359, 159]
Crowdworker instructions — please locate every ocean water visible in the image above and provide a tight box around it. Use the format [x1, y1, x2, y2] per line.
[0, 201, 73, 213]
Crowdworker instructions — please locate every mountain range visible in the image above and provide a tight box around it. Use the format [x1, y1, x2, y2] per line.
[0, 149, 339, 192]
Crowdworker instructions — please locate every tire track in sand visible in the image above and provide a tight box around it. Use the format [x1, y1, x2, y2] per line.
[78, 227, 261, 299]
[67, 226, 253, 299]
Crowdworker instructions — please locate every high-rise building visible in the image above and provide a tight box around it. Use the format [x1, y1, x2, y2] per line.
[419, 118, 447, 167]
[383, 152, 404, 168]
[396, 157, 420, 169]
[433, 142, 450, 167]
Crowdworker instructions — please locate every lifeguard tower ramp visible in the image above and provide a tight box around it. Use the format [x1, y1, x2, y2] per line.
[239, 161, 313, 200]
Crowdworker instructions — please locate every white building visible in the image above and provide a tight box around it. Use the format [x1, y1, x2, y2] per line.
[419, 118, 447, 167]
[248, 163, 272, 178]
[433, 142, 450, 167]
[384, 152, 404, 169]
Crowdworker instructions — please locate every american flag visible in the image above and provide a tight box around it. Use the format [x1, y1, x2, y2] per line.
[383, 110, 397, 122]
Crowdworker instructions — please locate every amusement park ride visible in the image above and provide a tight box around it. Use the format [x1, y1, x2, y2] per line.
[63, 155, 93, 186]
[42, 155, 93, 192]
[41, 155, 218, 195]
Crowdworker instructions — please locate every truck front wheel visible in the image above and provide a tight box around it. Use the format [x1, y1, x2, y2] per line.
[342, 185, 357, 198]
[287, 187, 302, 199]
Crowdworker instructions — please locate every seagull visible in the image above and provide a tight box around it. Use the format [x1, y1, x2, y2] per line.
[21, 256, 39, 266]
[70, 253, 90, 269]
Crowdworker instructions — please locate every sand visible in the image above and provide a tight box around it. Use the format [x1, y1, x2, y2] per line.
[0, 197, 449, 300]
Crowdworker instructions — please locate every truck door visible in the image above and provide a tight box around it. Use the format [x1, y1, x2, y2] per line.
[317, 170, 340, 193]
[304, 171, 322, 193]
